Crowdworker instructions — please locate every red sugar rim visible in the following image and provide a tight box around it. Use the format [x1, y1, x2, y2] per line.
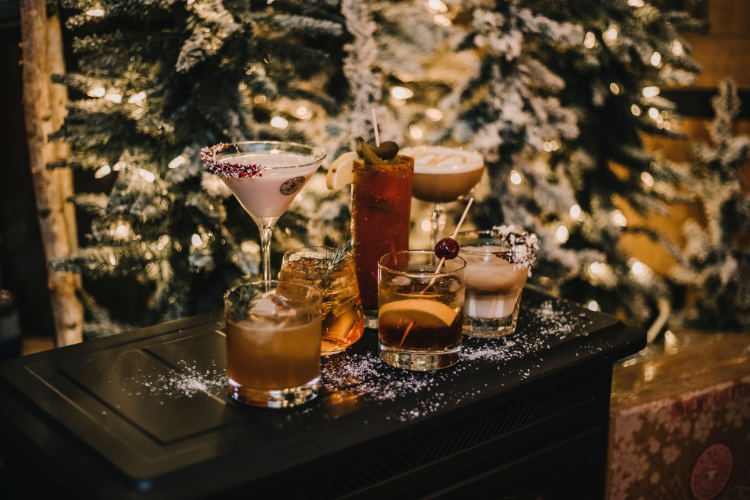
[200, 143, 266, 179]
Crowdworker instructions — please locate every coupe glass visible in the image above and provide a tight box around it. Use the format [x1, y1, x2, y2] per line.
[205, 141, 326, 281]
[401, 146, 484, 247]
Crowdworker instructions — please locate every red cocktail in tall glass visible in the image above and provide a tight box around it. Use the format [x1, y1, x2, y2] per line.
[351, 156, 414, 310]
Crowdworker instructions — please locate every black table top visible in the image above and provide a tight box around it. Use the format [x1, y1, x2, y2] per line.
[0, 289, 644, 499]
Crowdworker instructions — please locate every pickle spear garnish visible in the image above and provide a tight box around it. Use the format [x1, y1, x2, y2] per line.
[356, 141, 399, 160]
[357, 137, 402, 166]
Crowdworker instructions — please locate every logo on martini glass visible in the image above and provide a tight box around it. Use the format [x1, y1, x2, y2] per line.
[280, 176, 306, 195]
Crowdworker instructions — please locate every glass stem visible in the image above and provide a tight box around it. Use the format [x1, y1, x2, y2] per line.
[259, 224, 274, 281]
[430, 203, 446, 248]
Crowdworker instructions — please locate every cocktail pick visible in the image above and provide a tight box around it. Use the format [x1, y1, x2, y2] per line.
[423, 197, 473, 292]
[399, 198, 473, 347]
[372, 108, 380, 147]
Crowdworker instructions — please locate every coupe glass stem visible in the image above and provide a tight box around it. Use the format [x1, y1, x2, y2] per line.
[430, 203, 446, 248]
[259, 224, 274, 281]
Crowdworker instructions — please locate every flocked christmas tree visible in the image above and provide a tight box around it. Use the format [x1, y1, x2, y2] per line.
[371, 0, 703, 325]
[49, 0, 710, 337]
[664, 80, 750, 329]
[50, 0, 361, 336]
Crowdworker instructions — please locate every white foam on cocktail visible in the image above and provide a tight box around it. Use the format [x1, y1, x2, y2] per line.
[222, 153, 320, 219]
[401, 146, 483, 174]
[462, 244, 527, 319]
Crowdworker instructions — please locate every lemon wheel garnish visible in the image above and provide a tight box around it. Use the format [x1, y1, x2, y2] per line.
[378, 299, 457, 329]
[326, 151, 359, 190]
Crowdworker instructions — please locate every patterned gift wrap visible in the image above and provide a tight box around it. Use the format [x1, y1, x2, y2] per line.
[608, 333, 750, 500]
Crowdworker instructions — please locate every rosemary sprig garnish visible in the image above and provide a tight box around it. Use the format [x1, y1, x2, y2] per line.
[326, 238, 360, 273]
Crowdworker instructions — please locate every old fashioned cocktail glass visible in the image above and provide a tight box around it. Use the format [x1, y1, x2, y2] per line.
[378, 250, 466, 371]
[224, 280, 322, 408]
[457, 230, 530, 338]
[401, 146, 484, 247]
[351, 155, 414, 312]
[279, 246, 364, 355]
[201, 141, 326, 281]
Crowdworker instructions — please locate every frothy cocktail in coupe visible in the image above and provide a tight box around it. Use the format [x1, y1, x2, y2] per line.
[201, 141, 326, 281]
[401, 146, 484, 247]
[457, 228, 538, 338]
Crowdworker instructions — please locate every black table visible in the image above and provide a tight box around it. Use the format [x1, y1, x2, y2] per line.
[0, 289, 644, 500]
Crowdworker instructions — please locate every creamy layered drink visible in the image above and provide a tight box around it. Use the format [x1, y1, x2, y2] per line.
[462, 245, 527, 318]
[458, 228, 538, 338]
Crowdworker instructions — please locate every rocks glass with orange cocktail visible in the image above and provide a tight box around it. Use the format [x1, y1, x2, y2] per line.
[224, 280, 322, 408]
[278, 241, 365, 355]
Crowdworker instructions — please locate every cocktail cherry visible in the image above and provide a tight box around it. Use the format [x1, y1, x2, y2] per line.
[434, 237, 459, 260]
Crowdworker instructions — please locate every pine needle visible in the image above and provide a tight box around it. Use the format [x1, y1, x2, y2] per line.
[326, 237, 360, 273]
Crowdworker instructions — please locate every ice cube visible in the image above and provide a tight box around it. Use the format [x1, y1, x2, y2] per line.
[390, 276, 412, 288]
[251, 291, 293, 315]
[434, 276, 462, 293]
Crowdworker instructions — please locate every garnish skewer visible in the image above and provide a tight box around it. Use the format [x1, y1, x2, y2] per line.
[372, 108, 380, 147]
[422, 198, 473, 293]
[400, 199, 472, 346]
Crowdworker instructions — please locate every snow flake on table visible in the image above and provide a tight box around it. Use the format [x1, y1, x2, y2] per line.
[322, 299, 588, 422]
[145, 361, 227, 398]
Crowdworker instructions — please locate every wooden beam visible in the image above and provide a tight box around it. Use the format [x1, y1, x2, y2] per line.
[20, 0, 83, 347]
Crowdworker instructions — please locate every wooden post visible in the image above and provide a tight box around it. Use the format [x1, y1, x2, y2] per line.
[20, 0, 83, 346]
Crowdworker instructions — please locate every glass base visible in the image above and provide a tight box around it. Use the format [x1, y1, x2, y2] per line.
[378, 338, 461, 371]
[321, 338, 349, 356]
[463, 291, 522, 338]
[229, 377, 320, 408]
[364, 309, 379, 330]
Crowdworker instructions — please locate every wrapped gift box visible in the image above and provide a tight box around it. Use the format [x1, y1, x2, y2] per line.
[607, 332, 750, 500]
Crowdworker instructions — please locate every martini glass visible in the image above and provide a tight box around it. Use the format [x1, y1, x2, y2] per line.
[203, 141, 326, 281]
[400, 146, 484, 248]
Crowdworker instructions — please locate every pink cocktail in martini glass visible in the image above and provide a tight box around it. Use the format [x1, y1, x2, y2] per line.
[201, 141, 326, 281]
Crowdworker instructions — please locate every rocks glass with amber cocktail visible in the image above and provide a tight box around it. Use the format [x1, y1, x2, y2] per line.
[457, 227, 539, 338]
[224, 280, 322, 408]
[201, 142, 326, 281]
[400, 146, 484, 248]
[278, 242, 365, 355]
[378, 250, 466, 371]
